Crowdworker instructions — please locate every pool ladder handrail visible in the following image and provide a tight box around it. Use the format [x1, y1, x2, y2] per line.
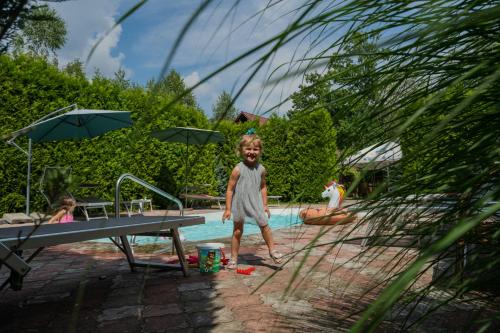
[115, 173, 183, 217]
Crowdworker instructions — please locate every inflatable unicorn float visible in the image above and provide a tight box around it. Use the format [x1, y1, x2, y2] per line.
[299, 180, 356, 225]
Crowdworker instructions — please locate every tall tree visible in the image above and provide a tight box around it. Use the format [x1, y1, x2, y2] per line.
[1, 1, 66, 55]
[113, 68, 130, 90]
[63, 59, 85, 78]
[12, 5, 66, 58]
[289, 33, 385, 151]
[154, 69, 197, 107]
[211, 90, 238, 121]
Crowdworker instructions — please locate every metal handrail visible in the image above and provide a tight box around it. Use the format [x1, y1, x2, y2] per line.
[115, 173, 183, 217]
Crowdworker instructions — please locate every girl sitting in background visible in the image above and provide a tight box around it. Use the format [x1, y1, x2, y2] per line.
[48, 197, 76, 224]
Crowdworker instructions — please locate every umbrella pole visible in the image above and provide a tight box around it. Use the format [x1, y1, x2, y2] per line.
[6, 137, 32, 215]
[26, 139, 32, 215]
[185, 137, 188, 208]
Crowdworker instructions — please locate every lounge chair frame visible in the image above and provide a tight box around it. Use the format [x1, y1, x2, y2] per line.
[180, 194, 225, 209]
[0, 215, 204, 290]
[122, 198, 153, 217]
[1, 173, 199, 291]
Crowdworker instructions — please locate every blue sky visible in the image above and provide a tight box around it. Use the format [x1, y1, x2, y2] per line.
[49, 0, 316, 117]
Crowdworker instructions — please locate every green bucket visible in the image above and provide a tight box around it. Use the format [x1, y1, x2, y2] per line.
[196, 243, 224, 273]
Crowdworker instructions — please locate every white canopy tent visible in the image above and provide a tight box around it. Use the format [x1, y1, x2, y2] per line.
[344, 141, 402, 170]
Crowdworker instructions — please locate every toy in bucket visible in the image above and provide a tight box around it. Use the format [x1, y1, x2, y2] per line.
[196, 243, 226, 273]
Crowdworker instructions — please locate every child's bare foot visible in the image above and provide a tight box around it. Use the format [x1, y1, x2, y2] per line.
[269, 250, 283, 264]
[227, 259, 237, 270]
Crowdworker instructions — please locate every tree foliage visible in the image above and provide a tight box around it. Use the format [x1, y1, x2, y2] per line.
[12, 5, 66, 58]
[1, 1, 66, 55]
[211, 90, 238, 121]
[289, 32, 385, 152]
[152, 69, 197, 108]
[0, 53, 217, 213]
[0, 53, 340, 214]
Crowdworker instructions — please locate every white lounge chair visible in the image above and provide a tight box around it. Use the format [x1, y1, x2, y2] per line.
[39, 166, 113, 221]
[180, 193, 225, 210]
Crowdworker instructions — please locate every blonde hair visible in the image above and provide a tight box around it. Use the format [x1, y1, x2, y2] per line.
[238, 134, 263, 155]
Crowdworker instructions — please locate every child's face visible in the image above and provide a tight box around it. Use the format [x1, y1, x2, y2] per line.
[65, 203, 76, 213]
[242, 142, 261, 165]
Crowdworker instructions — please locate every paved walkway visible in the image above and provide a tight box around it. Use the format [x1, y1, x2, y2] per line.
[1, 211, 497, 332]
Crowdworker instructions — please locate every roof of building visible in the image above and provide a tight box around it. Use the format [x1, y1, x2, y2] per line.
[235, 111, 269, 125]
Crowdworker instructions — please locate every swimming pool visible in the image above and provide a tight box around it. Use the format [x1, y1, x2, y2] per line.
[118, 207, 303, 245]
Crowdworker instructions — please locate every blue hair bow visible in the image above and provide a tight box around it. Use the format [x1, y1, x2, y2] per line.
[245, 128, 256, 135]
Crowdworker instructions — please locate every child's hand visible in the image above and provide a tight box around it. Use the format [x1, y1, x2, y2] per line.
[222, 210, 231, 223]
[264, 206, 270, 218]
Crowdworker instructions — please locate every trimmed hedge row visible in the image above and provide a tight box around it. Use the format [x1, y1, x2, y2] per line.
[0, 54, 338, 214]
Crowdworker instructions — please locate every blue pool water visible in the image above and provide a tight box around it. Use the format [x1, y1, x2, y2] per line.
[120, 208, 302, 245]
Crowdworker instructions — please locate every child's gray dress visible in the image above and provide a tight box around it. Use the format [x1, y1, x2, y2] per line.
[231, 162, 268, 226]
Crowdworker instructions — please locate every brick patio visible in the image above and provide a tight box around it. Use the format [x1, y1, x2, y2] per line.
[1, 212, 498, 332]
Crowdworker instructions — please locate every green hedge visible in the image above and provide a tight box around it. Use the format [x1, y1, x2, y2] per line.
[0, 54, 339, 214]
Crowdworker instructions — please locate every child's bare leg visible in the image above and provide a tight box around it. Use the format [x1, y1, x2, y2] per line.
[260, 224, 283, 263]
[259, 224, 275, 252]
[231, 222, 244, 261]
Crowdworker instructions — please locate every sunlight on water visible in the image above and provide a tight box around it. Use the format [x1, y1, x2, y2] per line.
[115, 208, 302, 245]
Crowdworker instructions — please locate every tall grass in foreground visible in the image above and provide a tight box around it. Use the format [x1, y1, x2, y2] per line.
[164, 1, 499, 331]
[94, 0, 499, 330]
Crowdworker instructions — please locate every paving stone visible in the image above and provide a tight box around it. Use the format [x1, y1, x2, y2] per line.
[231, 305, 269, 322]
[16, 280, 47, 291]
[48, 310, 99, 333]
[243, 317, 294, 333]
[188, 308, 234, 327]
[97, 317, 143, 333]
[42, 278, 83, 292]
[143, 314, 189, 332]
[194, 321, 245, 332]
[261, 292, 314, 316]
[1, 219, 493, 333]
[183, 298, 225, 313]
[177, 281, 211, 292]
[111, 274, 145, 288]
[210, 279, 241, 290]
[102, 291, 143, 308]
[97, 305, 143, 322]
[248, 282, 284, 294]
[217, 285, 252, 297]
[143, 303, 183, 317]
[180, 289, 218, 302]
[143, 289, 180, 305]
[223, 294, 263, 309]
[26, 292, 71, 304]
[145, 281, 179, 293]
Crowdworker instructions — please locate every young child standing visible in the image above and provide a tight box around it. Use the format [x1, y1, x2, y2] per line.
[48, 197, 76, 224]
[222, 132, 283, 269]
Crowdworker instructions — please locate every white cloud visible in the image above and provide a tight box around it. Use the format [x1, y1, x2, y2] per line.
[184, 71, 223, 112]
[150, 1, 303, 116]
[183, 71, 201, 90]
[50, 0, 131, 78]
[48, 0, 331, 116]
[166, 0, 322, 116]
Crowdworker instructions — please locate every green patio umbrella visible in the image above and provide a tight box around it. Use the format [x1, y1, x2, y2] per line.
[7, 105, 133, 214]
[20, 109, 133, 143]
[151, 127, 225, 206]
